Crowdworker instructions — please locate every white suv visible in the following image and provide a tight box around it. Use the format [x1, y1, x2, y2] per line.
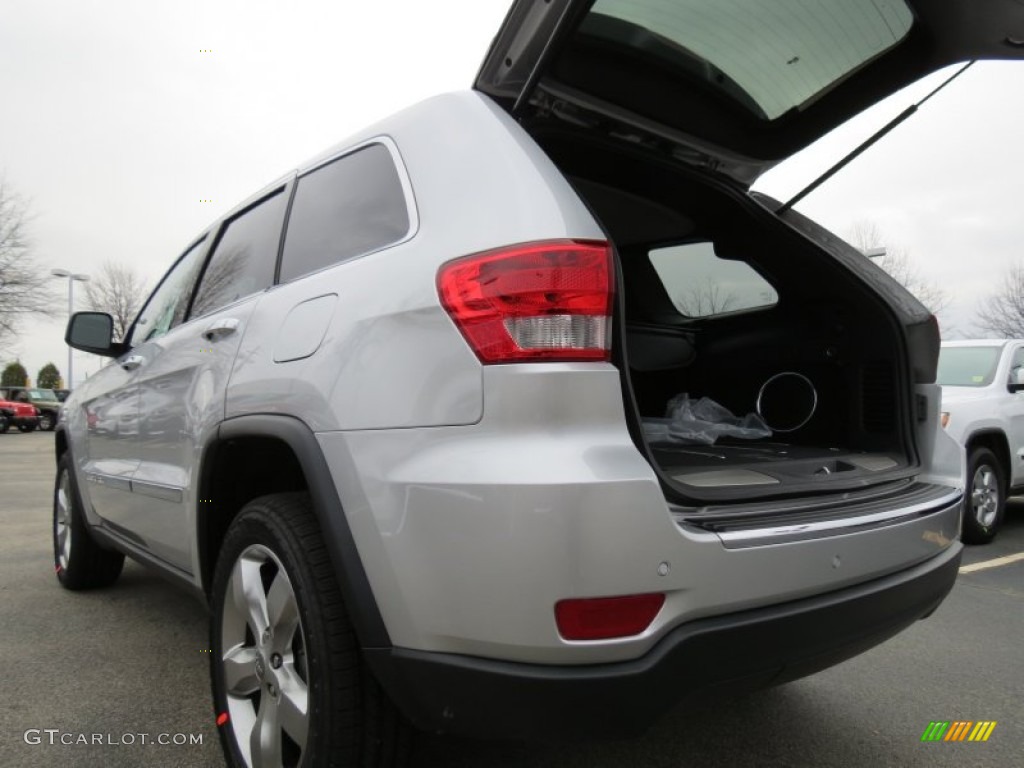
[54, 2, 1021, 766]
[938, 339, 1024, 543]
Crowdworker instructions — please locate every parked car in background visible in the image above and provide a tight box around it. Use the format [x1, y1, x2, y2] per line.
[0, 397, 41, 433]
[54, 389, 71, 403]
[0, 387, 60, 431]
[938, 339, 1024, 543]
[51, 1, 1024, 765]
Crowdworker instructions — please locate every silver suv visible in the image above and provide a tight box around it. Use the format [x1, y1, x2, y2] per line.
[54, 2, 1020, 766]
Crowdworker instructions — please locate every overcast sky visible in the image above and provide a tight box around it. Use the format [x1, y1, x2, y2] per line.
[1, 0, 1022, 386]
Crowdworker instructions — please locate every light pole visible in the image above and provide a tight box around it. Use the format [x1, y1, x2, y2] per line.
[51, 269, 90, 388]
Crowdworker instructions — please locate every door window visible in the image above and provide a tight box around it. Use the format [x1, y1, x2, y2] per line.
[127, 238, 207, 346]
[189, 189, 287, 319]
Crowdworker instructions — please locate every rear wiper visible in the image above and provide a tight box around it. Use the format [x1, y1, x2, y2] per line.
[777, 60, 975, 215]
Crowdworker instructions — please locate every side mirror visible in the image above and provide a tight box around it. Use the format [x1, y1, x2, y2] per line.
[1010, 368, 1024, 393]
[65, 312, 125, 357]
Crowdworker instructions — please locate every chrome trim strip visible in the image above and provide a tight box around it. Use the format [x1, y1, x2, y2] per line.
[130, 479, 184, 503]
[756, 371, 817, 433]
[85, 472, 132, 492]
[675, 487, 962, 547]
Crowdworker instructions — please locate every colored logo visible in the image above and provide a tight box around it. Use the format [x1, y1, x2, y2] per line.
[921, 721, 997, 742]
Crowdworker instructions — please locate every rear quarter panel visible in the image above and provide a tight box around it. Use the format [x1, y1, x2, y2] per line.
[225, 92, 604, 430]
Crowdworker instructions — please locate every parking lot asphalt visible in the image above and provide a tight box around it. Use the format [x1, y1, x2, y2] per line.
[2, 430, 1022, 768]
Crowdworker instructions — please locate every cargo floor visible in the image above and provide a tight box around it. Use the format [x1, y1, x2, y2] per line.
[650, 441, 902, 490]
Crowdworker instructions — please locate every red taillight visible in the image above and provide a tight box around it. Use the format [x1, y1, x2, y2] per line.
[437, 240, 614, 363]
[555, 593, 665, 641]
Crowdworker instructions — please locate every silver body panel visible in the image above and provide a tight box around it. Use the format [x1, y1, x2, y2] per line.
[64, 91, 964, 665]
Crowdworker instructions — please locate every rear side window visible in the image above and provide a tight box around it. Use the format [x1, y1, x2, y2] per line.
[280, 143, 410, 282]
[650, 242, 777, 318]
[190, 188, 287, 318]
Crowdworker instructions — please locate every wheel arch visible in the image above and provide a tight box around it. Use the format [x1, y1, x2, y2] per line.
[964, 429, 1010, 490]
[54, 425, 69, 460]
[198, 414, 390, 649]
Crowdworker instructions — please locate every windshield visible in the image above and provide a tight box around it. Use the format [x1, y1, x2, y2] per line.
[28, 389, 59, 402]
[937, 347, 1001, 388]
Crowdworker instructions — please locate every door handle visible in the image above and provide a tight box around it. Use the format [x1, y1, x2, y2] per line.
[203, 318, 240, 341]
[121, 355, 145, 371]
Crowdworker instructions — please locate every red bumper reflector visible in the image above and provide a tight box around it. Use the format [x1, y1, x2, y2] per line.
[555, 593, 665, 641]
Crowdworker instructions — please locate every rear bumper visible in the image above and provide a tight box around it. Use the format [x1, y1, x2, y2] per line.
[366, 543, 961, 741]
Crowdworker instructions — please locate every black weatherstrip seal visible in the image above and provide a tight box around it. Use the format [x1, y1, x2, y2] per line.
[215, 414, 391, 649]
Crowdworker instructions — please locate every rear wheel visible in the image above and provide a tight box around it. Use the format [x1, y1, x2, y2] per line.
[19, 423, 36, 433]
[210, 493, 411, 768]
[39, 411, 56, 431]
[0, 413, 9, 433]
[962, 447, 1005, 545]
[53, 454, 125, 589]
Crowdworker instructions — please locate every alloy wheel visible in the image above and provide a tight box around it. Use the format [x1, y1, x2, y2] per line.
[221, 544, 309, 768]
[970, 464, 999, 529]
[54, 468, 72, 571]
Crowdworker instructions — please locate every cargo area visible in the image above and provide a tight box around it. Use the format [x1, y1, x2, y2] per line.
[532, 125, 918, 503]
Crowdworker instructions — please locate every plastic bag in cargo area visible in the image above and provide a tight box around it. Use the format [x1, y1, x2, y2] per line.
[643, 393, 771, 445]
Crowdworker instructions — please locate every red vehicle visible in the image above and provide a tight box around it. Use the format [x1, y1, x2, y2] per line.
[0, 398, 40, 433]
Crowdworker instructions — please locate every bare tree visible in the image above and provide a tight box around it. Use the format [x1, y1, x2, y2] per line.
[0, 178, 54, 345]
[975, 262, 1024, 338]
[85, 260, 146, 341]
[848, 221, 948, 315]
[188, 244, 247, 319]
[672, 279, 737, 317]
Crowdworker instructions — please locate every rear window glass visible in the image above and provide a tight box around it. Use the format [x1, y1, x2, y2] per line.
[649, 242, 777, 318]
[937, 347, 1001, 388]
[280, 143, 410, 283]
[586, 0, 913, 120]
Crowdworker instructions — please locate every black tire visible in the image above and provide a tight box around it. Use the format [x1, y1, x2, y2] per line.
[210, 493, 412, 768]
[39, 411, 56, 431]
[53, 454, 125, 589]
[18, 423, 36, 433]
[0, 414, 9, 433]
[962, 447, 1005, 545]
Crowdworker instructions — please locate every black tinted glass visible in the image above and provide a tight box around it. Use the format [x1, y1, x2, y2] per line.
[190, 189, 286, 318]
[281, 144, 409, 282]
